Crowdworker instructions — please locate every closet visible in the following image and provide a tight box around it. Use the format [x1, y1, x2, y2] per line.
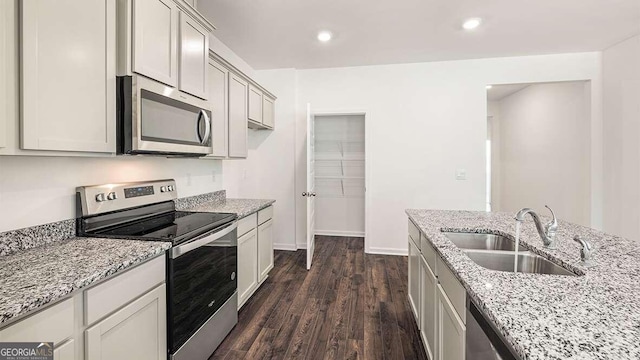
[314, 114, 365, 237]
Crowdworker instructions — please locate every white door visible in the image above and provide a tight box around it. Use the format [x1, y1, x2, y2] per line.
[85, 284, 167, 360]
[178, 12, 208, 99]
[132, 0, 178, 87]
[21, 0, 116, 153]
[306, 103, 316, 270]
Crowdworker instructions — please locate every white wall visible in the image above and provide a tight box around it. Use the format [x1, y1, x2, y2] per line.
[603, 35, 640, 241]
[491, 82, 591, 226]
[0, 156, 222, 232]
[222, 68, 298, 250]
[295, 53, 603, 255]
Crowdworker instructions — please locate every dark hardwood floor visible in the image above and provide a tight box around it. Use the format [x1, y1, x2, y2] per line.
[209, 236, 427, 360]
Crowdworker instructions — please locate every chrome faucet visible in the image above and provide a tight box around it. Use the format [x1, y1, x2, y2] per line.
[514, 205, 558, 249]
[573, 235, 594, 267]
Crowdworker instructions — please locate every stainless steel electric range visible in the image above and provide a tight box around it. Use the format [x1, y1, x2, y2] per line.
[76, 179, 237, 360]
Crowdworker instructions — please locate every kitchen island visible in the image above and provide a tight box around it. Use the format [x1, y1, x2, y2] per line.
[406, 209, 640, 360]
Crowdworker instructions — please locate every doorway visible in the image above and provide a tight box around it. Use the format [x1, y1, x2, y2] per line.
[486, 81, 591, 226]
[313, 114, 366, 238]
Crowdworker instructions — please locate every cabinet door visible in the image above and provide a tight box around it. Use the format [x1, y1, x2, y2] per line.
[408, 237, 420, 322]
[262, 96, 275, 129]
[133, 0, 178, 87]
[20, 0, 115, 153]
[228, 73, 248, 158]
[438, 284, 465, 360]
[85, 284, 167, 360]
[258, 219, 274, 282]
[206, 58, 228, 158]
[237, 228, 258, 308]
[54, 340, 75, 360]
[179, 12, 208, 99]
[420, 256, 437, 360]
[248, 85, 263, 123]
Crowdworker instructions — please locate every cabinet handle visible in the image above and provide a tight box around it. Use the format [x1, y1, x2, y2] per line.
[302, 192, 308, 197]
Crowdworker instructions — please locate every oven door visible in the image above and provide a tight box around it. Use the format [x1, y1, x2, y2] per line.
[118, 75, 212, 156]
[167, 222, 237, 354]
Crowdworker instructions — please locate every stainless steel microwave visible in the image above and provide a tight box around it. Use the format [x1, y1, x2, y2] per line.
[117, 75, 212, 156]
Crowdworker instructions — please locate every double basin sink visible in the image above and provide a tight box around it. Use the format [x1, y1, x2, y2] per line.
[443, 232, 576, 276]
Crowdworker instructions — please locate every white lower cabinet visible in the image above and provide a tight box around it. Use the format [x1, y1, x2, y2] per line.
[54, 340, 76, 360]
[237, 206, 275, 309]
[238, 228, 259, 307]
[258, 219, 274, 282]
[86, 284, 167, 360]
[0, 255, 167, 360]
[438, 284, 466, 360]
[409, 219, 466, 360]
[408, 237, 421, 321]
[420, 255, 437, 360]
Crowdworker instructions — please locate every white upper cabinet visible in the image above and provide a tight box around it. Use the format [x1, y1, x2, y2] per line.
[206, 57, 228, 158]
[248, 85, 263, 124]
[262, 96, 275, 129]
[228, 72, 248, 158]
[132, 0, 178, 87]
[179, 12, 208, 99]
[20, 0, 116, 153]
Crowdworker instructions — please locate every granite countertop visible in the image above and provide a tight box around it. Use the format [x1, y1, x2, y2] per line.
[180, 198, 276, 219]
[406, 209, 640, 360]
[0, 237, 171, 325]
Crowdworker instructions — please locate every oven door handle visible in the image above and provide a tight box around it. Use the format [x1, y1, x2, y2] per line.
[170, 222, 237, 259]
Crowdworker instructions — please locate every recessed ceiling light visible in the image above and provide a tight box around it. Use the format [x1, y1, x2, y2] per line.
[462, 18, 482, 30]
[317, 31, 332, 42]
[486, 85, 493, 89]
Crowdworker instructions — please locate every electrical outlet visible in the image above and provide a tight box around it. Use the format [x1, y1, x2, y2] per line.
[455, 169, 467, 180]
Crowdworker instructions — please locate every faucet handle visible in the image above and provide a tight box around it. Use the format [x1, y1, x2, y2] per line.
[544, 205, 558, 236]
[573, 235, 594, 267]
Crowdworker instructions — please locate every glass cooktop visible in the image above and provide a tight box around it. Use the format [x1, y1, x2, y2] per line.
[88, 211, 236, 245]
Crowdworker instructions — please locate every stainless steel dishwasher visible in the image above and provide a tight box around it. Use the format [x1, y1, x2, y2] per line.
[466, 298, 521, 360]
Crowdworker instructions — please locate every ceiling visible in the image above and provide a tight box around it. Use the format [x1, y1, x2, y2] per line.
[487, 84, 529, 101]
[197, 0, 640, 70]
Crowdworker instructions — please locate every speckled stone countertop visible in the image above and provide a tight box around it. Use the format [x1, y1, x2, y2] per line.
[406, 209, 640, 360]
[0, 237, 171, 325]
[177, 192, 275, 219]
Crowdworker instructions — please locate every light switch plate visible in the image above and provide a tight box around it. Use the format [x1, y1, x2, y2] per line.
[456, 169, 467, 180]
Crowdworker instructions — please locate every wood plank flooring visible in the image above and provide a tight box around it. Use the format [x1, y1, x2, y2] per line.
[210, 236, 427, 360]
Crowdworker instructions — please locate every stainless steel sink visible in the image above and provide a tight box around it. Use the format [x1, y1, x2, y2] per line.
[464, 250, 577, 276]
[443, 232, 526, 251]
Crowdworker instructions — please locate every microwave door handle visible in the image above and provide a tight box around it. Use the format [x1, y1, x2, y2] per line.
[196, 110, 211, 145]
[202, 110, 211, 145]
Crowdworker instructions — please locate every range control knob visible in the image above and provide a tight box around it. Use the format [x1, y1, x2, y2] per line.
[107, 192, 117, 201]
[160, 186, 168, 193]
[95, 193, 106, 202]
[168, 185, 175, 191]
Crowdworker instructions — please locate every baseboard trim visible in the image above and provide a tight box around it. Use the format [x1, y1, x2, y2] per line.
[273, 243, 297, 251]
[367, 247, 408, 256]
[296, 243, 307, 249]
[315, 230, 365, 238]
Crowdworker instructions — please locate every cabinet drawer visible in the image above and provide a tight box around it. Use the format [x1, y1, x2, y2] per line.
[408, 219, 421, 250]
[258, 206, 273, 225]
[421, 234, 438, 276]
[238, 213, 257, 237]
[0, 297, 73, 345]
[84, 255, 165, 325]
[437, 256, 466, 324]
